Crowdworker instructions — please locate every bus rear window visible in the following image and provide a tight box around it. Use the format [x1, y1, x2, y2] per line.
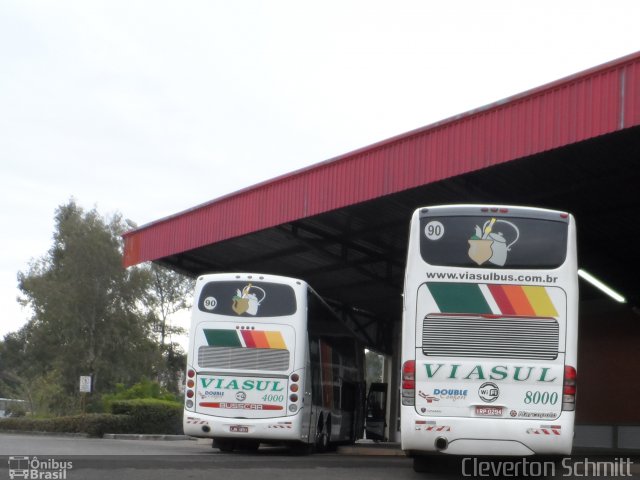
[420, 215, 568, 269]
[198, 281, 297, 317]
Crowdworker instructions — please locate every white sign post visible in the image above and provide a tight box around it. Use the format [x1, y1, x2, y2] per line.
[79, 375, 92, 393]
[79, 375, 92, 413]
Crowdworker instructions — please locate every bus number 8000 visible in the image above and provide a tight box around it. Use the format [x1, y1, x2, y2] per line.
[524, 391, 558, 405]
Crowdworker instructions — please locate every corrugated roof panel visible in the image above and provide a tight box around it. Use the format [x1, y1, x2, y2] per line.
[625, 60, 640, 127]
[123, 52, 640, 267]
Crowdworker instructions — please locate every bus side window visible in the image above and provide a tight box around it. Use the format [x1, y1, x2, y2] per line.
[309, 338, 322, 405]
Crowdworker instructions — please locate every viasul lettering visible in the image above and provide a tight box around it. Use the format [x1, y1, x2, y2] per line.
[424, 363, 444, 378]
[490, 365, 508, 380]
[200, 377, 284, 392]
[422, 364, 558, 383]
[464, 365, 485, 380]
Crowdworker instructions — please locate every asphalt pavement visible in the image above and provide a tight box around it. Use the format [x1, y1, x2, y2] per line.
[1, 432, 639, 480]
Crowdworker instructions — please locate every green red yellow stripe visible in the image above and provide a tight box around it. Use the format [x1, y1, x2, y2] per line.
[428, 283, 492, 314]
[204, 329, 241, 347]
[522, 285, 558, 316]
[264, 331, 287, 349]
[204, 329, 287, 349]
[427, 283, 558, 317]
[504, 285, 535, 315]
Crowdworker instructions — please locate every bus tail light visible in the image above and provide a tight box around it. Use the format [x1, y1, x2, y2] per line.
[402, 360, 415, 406]
[288, 372, 301, 413]
[289, 372, 301, 395]
[185, 367, 196, 410]
[562, 365, 576, 411]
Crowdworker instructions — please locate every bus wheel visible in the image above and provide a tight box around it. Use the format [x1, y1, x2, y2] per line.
[318, 417, 332, 452]
[290, 442, 312, 455]
[212, 438, 235, 453]
[236, 439, 260, 452]
[315, 429, 329, 452]
[315, 417, 329, 452]
[412, 456, 429, 473]
[324, 417, 333, 451]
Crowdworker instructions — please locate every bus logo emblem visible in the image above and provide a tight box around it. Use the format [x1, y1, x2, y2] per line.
[468, 218, 520, 266]
[478, 382, 500, 403]
[232, 284, 266, 315]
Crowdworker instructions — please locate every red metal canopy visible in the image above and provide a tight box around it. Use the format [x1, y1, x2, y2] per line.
[123, 52, 640, 268]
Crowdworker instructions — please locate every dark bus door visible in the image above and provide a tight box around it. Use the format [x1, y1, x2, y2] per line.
[365, 382, 387, 441]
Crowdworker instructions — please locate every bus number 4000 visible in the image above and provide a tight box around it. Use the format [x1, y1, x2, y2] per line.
[262, 394, 284, 402]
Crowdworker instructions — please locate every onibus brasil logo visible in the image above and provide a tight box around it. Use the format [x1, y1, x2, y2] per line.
[8, 456, 73, 479]
[468, 218, 520, 266]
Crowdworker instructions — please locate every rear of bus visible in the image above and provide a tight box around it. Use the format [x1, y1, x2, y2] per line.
[183, 273, 309, 447]
[401, 205, 578, 457]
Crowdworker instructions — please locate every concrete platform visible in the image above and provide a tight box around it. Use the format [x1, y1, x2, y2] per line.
[337, 441, 405, 456]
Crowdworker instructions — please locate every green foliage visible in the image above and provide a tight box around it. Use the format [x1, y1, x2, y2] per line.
[0, 414, 132, 437]
[16, 201, 158, 396]
[0, 400, 183, 436]
[0, 397, 184, 436]
[144, 263, 193, 392]
[4, 403, 27, 418]
[1, 199, 193, 417]
[5, 200, 156, 415]
[101, 378, 178, 412]
[146, 263, 193, 345]
[29, 371, 79, 417]
[110, 399, 183, 435]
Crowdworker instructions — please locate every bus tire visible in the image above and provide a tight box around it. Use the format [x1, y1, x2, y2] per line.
[290, 442, 312, 455]
[236, 439, 260, 452]
[325, 417, 334, 451]
[213, 438, 235, 453]
[319, 431, 329, 451]
[315, 429, 329, 452]
[412, 456, 429, 473]
[315, 415, 329, 452]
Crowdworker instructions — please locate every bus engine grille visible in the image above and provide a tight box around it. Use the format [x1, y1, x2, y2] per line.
[422, 315, 559, 360]
[198, 346, 290, 371]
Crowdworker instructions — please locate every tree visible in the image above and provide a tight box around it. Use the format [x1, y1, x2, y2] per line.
[0, 328, 32, 401]
[15, 200, 160, 414]
[144, 262, 194, 392]
[146, 263, 193, 348]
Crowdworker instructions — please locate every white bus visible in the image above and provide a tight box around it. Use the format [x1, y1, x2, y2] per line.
[183, 273, 366, 452]
[401, 205, 578, 469]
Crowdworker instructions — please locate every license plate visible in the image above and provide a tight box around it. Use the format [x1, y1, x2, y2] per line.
[230, 425, 249, 433]
[475, 406, 503, 417]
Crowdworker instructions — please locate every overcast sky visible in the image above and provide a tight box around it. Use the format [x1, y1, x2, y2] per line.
[1, 1, 638, 346]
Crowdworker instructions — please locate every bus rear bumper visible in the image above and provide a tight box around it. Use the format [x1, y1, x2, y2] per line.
[183, 410, 305, 442]
[401, 411, 574, 456]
